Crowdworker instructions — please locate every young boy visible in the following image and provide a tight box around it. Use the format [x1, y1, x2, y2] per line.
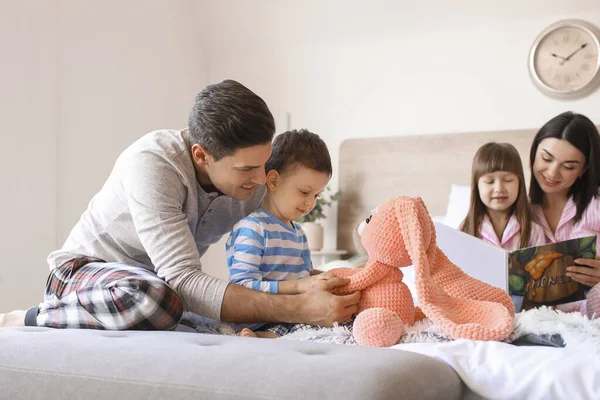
[226, 129, 338, 338]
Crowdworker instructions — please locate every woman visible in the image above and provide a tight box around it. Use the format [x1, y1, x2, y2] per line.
[529, 111, 600, 315]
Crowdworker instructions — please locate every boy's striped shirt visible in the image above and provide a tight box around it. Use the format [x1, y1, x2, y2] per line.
[226, 209, 312, 293]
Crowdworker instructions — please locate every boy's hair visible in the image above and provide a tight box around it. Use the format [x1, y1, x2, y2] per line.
[529, 111, 600, 221]
[188, 80, 275, 160]
[461, 142, 534, 249]
[265, 129, 332, 176]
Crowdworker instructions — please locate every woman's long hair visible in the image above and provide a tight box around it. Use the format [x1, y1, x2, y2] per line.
[461, 142, 533, 248]
[529, 111, 600, 221]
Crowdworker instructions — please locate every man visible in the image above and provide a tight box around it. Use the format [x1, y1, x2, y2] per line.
[0, 80, 359, 330]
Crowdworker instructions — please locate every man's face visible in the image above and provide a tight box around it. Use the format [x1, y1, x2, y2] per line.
[205, 143, 272, 200]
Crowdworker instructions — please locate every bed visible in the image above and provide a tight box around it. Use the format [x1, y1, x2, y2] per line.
[334, 128, 600, 399]
[0, 326, 471, 400]
[2, 127, 599, 400]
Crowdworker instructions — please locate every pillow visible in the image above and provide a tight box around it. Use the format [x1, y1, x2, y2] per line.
[401, 265, 419, 306]
[444, 184, 471, 229]
[431, 215, 446, 223]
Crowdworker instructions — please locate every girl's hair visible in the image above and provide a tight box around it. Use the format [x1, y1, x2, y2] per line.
[529, 111, 600, 221]
[460, 142, 533, 248]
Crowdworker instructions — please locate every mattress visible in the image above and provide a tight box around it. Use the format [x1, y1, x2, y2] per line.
[0, 327, 475, 400]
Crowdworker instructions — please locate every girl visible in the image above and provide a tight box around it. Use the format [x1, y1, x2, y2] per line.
[529, 111, 600, 318]
[461, 142, 545, 251]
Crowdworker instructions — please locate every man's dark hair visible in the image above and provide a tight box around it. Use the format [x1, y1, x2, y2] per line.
[188, 80, 275, 160]
[265, 129, 332, 176]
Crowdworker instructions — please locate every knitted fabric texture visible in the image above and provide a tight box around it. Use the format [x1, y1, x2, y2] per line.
[331, 196, 514, 346]
[353, 308, 404, 347]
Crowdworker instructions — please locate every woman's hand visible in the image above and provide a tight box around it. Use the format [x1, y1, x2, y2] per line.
[568, 256, 600, 287]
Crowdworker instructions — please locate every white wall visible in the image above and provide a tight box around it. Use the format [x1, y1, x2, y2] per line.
[197, 0, 600, 273]
[0, 1, 58, 310]
[0, 0, 208, 309]
[56, 0, 208, 241]
[4, 1, 600, 300]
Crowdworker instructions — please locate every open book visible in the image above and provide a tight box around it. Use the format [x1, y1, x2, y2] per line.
[434, 222, 597, 312]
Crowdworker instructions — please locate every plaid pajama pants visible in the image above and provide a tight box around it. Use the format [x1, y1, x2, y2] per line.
[260, 321, 354, 337]
[29, 257, 183, 330]
[260, 322, 314, 337]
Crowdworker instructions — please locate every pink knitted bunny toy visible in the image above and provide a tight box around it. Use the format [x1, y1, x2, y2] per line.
[330, 196, 515, 347]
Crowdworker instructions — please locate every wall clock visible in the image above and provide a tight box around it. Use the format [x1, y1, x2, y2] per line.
[529, 19, 600, 99]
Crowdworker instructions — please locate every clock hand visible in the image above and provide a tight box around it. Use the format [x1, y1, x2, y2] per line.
[564, 43, 588, 61]
[551, 53, 568, 60]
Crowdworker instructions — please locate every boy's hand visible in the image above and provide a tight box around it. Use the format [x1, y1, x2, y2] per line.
[296, 271, 346, 293]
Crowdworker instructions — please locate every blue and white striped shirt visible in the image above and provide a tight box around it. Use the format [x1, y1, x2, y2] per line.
[226, 209, 312, 293]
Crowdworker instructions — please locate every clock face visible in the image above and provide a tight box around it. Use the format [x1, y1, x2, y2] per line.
[531, 21, 600, 97]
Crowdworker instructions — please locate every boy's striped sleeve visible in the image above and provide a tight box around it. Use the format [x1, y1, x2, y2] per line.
[226, 218, 278, 293]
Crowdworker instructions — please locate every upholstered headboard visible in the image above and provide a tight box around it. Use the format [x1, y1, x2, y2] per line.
[336, 128, 540, 257]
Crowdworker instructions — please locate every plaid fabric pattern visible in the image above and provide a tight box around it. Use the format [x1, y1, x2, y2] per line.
[36, 257, 183, 330]
[261, 321, 354, 337]
[261, 322, 314, 337]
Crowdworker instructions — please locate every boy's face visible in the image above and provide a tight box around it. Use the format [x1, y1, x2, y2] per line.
[268, 166, 331, 223]
[204, 143, 272, 200]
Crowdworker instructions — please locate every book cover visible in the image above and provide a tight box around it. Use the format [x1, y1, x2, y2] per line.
[508, 235, 597, 312]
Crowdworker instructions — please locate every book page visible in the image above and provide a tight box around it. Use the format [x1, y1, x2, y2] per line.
[434, 222, 509, 291]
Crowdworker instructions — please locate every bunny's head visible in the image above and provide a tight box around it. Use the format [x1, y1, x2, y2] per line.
[359, 197, 435, 268]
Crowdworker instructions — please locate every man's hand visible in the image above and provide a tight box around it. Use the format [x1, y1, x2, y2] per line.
[296, 276, 361, 327]
[568, 256, 600, 287]
[278, 271, 343, 294]
[295, 271, 345, 293]
[220, 274, 360, 327]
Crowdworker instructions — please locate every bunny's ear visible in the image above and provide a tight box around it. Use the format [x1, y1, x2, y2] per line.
[397, 197, 514, 341]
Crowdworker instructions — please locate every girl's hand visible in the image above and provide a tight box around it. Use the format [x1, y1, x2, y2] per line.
[568, 256, 600, 287]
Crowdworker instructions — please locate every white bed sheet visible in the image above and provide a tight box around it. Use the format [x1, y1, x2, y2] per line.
[393, 340, 600, 400]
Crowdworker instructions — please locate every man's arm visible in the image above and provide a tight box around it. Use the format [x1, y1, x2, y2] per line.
[220, 279, 361, 327]
[122, 151, 229, 319]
